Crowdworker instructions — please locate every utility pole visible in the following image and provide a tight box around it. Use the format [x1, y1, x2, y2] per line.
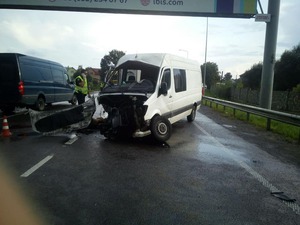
[259, 0, 281, 109]
[203, 17, 208, 90]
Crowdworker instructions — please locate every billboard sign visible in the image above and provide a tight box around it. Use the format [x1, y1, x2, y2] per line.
[0, 0, 257, 18]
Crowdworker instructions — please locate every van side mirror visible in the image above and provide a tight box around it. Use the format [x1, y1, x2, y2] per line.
[159, 82, 168, 95]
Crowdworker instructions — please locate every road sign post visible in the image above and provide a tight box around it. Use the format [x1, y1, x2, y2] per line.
[259, 0, 281, 109]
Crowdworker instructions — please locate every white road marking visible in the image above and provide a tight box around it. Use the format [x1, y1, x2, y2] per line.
[65, 136, 78, 145]
[193, 121, 300, 216]
[20, 155, 54, 178]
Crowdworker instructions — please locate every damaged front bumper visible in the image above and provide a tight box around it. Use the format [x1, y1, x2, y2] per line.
[132, 129, 151, 138]
[29, 97, 96, 135]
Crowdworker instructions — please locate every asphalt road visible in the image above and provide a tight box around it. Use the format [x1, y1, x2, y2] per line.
[0, 102, 300, 225]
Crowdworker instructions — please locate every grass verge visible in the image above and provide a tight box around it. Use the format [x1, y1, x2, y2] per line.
[205, 101, 300, 142]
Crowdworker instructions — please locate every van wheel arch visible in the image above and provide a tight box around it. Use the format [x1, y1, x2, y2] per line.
[150, 115, 172, 142]
[35, 95, 46, 111]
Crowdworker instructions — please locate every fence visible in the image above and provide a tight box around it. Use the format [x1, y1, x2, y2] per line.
[230, 88, 300, 113]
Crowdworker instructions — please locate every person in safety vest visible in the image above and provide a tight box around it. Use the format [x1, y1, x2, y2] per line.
[75, 69, 89, 104]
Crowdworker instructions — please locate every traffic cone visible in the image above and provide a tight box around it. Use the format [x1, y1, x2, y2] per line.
[1, 115, 12, 137]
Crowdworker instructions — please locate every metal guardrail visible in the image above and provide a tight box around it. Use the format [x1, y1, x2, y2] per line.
[202, 96, 300, 143]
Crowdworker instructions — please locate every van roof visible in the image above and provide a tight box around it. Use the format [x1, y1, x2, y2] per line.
[0, 53, 63, 67]
[117, 53, 200, 68]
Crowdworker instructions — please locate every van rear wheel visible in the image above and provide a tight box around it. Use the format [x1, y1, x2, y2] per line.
[187, 106, 196, 122]
[150, 116, 172, 142]
[35, 97, 45, 111]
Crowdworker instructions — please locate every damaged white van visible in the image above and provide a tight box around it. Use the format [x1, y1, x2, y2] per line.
[97, 53, 203, 141]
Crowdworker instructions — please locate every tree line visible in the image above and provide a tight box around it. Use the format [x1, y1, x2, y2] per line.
[202, 43, 300, 93]
[97, 44, 300, 94]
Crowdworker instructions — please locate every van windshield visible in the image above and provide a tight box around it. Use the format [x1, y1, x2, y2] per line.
[102, 61, 159, 94]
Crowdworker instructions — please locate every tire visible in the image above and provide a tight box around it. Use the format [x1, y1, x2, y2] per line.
[70, 94, 78, 105]
[150, 116, 172, 142]
[187, 106, 196, 122]
[35, 97, 46, 111]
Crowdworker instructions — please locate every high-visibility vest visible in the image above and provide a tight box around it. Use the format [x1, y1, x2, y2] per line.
[75, 75, 88, 95]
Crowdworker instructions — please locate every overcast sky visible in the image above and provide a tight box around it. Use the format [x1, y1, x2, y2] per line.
[0, 0, 299, 77]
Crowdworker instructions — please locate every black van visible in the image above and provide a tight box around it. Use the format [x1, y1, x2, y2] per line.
[0, 53, 76, 113]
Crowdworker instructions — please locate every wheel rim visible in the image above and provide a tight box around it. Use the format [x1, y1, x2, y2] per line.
[37, 98, 45, 110]
[157, 122, 168, 135]
[72, 95, 77, 104]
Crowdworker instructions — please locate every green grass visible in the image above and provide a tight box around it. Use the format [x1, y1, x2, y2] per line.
[205, 101, 300, 142]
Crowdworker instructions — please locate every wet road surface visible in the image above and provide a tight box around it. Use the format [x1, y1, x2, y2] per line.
[1, 102, 300, 225]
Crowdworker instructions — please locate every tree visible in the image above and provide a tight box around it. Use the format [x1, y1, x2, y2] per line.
[274, 44, 300, 91]
[100, 49, 125, 80]
[223, 72, 233, 82]
[201, 62, 220, 89]
[240, 63, 262, 89]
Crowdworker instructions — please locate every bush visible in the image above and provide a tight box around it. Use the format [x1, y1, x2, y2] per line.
[210, 82, 232, 100]
[292, 83, 300, 93]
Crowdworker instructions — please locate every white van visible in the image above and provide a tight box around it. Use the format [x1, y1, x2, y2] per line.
[98, 53, 203, 141]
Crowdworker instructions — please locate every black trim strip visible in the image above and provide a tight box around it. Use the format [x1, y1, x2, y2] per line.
[161, 100, 201, 119]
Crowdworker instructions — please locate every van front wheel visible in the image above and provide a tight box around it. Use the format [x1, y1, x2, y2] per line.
[70, 94, 77, 105]
[35, 97, 45, 111]
[150, 116, 172, 142]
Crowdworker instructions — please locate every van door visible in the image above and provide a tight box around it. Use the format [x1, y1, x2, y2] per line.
[52, 67, 74, 102]
[0, 54, 20, 109]
[158, 68, 174, 118]
[171, 68, 187, 115]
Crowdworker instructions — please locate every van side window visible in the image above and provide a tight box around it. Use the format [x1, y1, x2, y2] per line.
[52, 69, 64, 84]
[162, 69, 171, 90]
[173, 69, 186, 92]
[22, 64, 52, 81]
[64, 73, 70, 83]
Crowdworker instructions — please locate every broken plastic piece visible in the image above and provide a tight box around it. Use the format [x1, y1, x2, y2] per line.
[29, 97, 96, 135]
[271, 192, 296, 202]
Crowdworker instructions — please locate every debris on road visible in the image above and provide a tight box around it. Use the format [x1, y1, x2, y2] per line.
[271, 192, 296, 202]
[29, 97, 96, 135]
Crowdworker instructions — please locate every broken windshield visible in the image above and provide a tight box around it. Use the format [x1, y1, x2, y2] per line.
[102, 61, 159, 94]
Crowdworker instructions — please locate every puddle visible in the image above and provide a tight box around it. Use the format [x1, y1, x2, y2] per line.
[196, 142, 247, 166]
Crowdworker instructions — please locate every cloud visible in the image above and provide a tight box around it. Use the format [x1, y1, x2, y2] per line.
[277, 1, 300, 50]
[0, 0, 299, 75]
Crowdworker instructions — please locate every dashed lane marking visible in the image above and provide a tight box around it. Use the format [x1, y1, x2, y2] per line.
[20, 155, 54, 178]
[193, 121, 300, 216]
